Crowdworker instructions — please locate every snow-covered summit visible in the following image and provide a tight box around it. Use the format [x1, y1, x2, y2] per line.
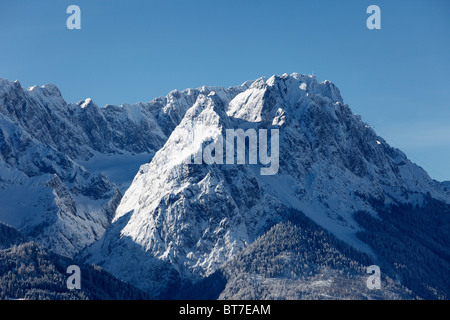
[0, 76, 250, 257]
[84, 73, 449, 297]
[1, 74, 448, 298]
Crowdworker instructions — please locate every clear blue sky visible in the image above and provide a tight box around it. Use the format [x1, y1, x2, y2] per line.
[0, 0, 449, 181]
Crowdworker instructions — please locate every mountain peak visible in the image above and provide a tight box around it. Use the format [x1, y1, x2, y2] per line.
[27, 83, 62, 99]
[79, 98, 96, 109]
[226, 73, 343, 125]
[1, 74, 448, 299]
[83, 73, 449, 298]
[0, 78, 22, 96]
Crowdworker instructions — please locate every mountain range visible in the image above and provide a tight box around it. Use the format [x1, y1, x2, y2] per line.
[0, 73, 448, 299]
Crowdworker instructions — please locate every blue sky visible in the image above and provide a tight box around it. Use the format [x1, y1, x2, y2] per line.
[0, 0, 449, 181]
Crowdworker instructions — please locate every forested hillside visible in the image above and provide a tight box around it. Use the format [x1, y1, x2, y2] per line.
[0, 223, 151, 300]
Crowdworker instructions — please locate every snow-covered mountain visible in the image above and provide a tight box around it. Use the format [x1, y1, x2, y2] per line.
[1, 74, 448, 299]
[0, 78, 249, 258]
[82, 73, 449, 299]
[0, 109, 120, 257]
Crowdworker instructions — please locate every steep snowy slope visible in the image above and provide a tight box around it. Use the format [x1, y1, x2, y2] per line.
[1, 74, 448, 299]
[85, 73, 449, 298]
[0, 78, 250, 162]
[0, 78, 250, 258]
[0, 111, 121, 257]
[0, 78, 164, 160]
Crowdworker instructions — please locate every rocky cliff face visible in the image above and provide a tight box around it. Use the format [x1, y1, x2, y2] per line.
[82, 73, 449, 298]
[0, 78, 248, 258]
[1, 74, 448, 299]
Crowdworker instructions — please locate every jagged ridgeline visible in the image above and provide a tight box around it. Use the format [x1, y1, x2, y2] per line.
[1, 74, 449, 300]
[0, 77, 248, 258]
[83, 73, 448, 299]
